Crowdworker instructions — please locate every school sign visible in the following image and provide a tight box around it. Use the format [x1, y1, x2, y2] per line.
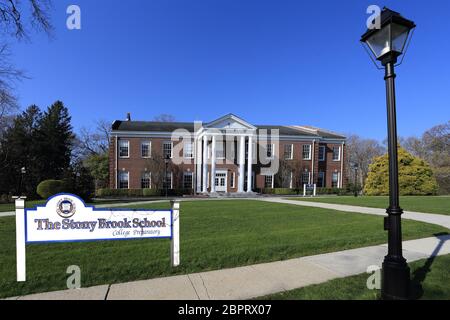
[15, 194, 180, 282]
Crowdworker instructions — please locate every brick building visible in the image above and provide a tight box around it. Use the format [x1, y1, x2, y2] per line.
[109, 114, 346, 194]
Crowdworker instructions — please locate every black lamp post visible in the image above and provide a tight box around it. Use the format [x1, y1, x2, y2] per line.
[361, 7, 416, 300]
[164, 154, 170, 198]
[351, 163, 359, 197]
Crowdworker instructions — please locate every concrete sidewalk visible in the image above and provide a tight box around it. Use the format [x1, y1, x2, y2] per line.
[258, 198, 450, 230]
[7, 234, 450, 300]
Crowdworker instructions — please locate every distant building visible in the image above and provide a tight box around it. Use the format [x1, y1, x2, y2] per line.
[109, 114, 346, 194]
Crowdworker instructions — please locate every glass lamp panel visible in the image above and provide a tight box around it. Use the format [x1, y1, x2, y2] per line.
[366, 25, 391, 58]
[391, 23, 410, 53]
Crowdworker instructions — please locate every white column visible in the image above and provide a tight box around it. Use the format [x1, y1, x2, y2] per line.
[238, 135, 245, 193]
[170, 200, 180, 267]
[15, 196, 26, 282]
[211, 135, 217, 193]
[196, 137, 202, 193]
[246, 135, 253, 192]
[340, 142, 345, 189]
[202, 135, 208, 193]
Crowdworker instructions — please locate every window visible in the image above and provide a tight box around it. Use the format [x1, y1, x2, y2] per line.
[141, 141, 151, 158]
[163, 142, 173, 159]
[318, 172, 325, 187]
[215, 141, 225, 159]
[183, 172, 193, 189]
[266, 144, 275, 159]
[230, 172, 235, 188]
[302, 171, 310, 185]
[265, 175, 274, 188]
[302, 145, 311, 160]
[284, 144, 293, 160]
[184, 142, 193, 159]
[141, 172, 151, 189]
[319, 146, 326, 161]
[119, 171, 129, 189]
[333, 146, 341, 161]
[163, 172, 173, 189]
[332, 172, 339, 188]
[119, 140, 129, 158]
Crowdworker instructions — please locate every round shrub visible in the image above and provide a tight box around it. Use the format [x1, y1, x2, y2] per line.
[36, 180, 66, 199]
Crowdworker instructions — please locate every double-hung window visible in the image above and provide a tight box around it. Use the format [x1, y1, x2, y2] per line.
[163, 142, 173, 159]
[119, 140, 129, 158]
[284, 144, 293, 160]
[265, 175, 274, 188]
[332, 172, 339, 187]
[266, 144, 275, 159]
[119, 171, 129, 189]
[333, 146, 341, 161]
[141, 172, 151, 189]
[183, 172, 193, 189]
[184, 142, 193, 159]
[302, 145, 311, 160]
[141, 141, 151, 158]
[319, 146, 326, 161]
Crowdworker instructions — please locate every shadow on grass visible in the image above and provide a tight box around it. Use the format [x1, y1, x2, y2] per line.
[409, 232, 449, 300]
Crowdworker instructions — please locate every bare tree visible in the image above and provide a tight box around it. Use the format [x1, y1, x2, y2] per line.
[153, 114, 176, 122]
[0, 0, 53, 39]
[76, 120, 111, 157]
[345, 134, 385, 190]
[0, 1, 53, 131]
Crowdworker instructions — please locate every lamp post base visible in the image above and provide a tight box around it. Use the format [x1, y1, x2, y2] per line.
[382, 257, 410, 300]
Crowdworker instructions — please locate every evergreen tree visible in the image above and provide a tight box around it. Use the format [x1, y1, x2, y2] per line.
[0, 105, 42, 197]
[35, 101, 75, 180]
[364, 148, 438, 196]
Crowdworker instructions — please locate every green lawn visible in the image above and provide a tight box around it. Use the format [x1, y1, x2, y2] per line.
[261, 253, 450, 300]
[0, 200, 446, 298]
[290, 196, 450, 215]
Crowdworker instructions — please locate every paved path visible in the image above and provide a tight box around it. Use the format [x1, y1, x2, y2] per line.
[258, 198, 450, 230]
[6, 234, 450, 300]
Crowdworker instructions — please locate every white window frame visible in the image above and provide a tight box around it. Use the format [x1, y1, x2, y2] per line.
[141, 141, 152, 158]
[284, 144, 293, 160]
[332, 172, 339, 188]
[164, 171, 173, 189]
[183, 142, 193, 159]
[319, 146, 326, 161]
[119, 171, 129, 189]
[302, 144, 312, 160]
[141, 172, 151, 189]
[318, 171, 325, 187]
[163, 141, 173, 159]
[119, 140, 130, 158]
[265, 175, 274, 188]
[230, 172, 235, 188]
[333, 146, 341, 161]
[183, 172, 193, 189]
[302, 171, 311, 185]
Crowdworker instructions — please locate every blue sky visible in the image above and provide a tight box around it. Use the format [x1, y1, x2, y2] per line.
[9, 0, 450, 141]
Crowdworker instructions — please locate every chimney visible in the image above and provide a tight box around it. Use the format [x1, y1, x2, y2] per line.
[126, 113, 131, 121]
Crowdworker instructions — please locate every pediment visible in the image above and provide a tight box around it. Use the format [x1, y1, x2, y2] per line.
[205, 114, 256, 130]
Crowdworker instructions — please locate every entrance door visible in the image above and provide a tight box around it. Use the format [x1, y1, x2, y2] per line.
[215, 172, 227, 192]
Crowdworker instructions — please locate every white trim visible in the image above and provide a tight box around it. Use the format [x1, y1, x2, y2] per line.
[284, 144, 294, 160]
[302, 144, 312, 160]
[332, 146, 341, 161]
[118, 140, 130, 158]
[230, 172, 235, 189]
[141, 140, 152, 158]
[163, 141, 174, 159]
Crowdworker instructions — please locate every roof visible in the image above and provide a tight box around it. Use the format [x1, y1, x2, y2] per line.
[112, 119, 346, 140]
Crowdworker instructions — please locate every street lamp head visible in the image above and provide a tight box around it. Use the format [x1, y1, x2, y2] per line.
[361, 7, 415, 66]
[21, 167, 26, 174]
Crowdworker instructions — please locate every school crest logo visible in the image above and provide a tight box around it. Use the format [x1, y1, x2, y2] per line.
[56, 198, 76, 218]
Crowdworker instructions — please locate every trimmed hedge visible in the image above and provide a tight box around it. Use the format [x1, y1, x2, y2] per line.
[36, 180, 67, 199]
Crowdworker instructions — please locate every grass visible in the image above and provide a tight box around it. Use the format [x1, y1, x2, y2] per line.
[260, 253, 450, 300]
[0, 200, 446, 298]
[290, 196, 450, 215]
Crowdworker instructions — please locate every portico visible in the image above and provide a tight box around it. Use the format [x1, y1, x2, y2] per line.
[195, 114, 257, 194]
